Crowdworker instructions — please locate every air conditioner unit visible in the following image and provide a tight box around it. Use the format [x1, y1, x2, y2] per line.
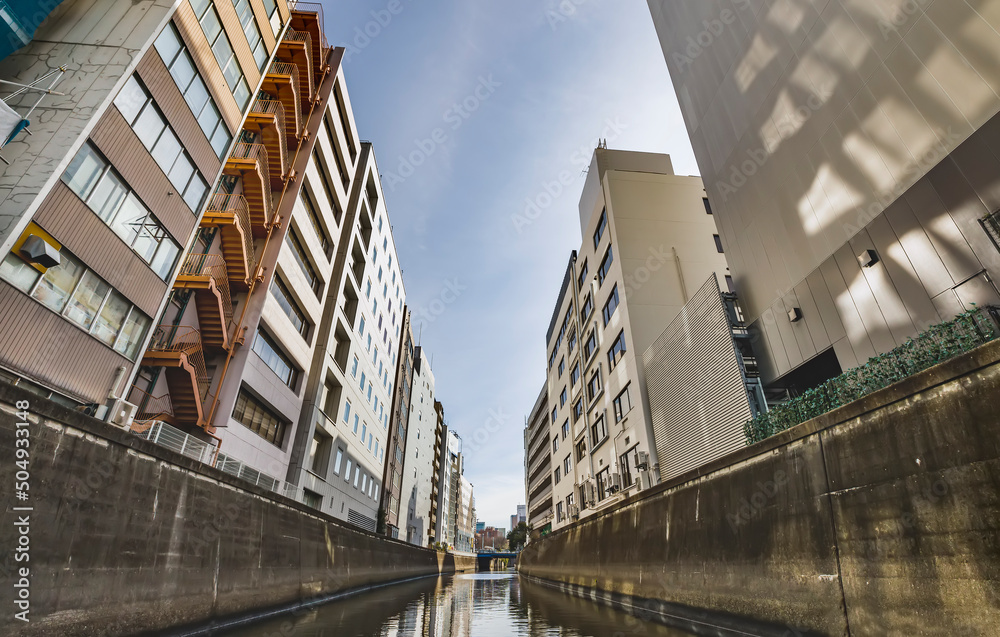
[583, 481, 595, 507]
[569, 505, 580, 518]
[108, 399, 138, 429]
[610, 472, 621, 491]
[635, 450, 649, 470]
[636, 469, 651, 492]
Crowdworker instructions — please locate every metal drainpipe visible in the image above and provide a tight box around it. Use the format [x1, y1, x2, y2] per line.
[203, 53, 334, 433]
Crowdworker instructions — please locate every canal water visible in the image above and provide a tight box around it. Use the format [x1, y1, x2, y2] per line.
[216, 571, 695, 636]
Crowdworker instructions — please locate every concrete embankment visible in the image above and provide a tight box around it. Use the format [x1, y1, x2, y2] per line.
[519, 340, 1000, 636]
[0, 382, 474, 637]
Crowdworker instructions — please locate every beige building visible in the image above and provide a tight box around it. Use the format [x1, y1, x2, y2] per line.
[648, 0, 1000, 394]
[523, 385, 552, 531]
[543, 147, 729, 530]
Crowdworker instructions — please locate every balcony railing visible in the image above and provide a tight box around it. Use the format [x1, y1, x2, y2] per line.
[282, 29, 315, 97]
[228, 142, 273, 224]
[205, 193, 257, 277]
[128, 386, 172, 423]
[251, 98, 289, 175]
[147, 325, 212, 401]
[180, 253, 233, 326]
[982, 209, 1000, 252]
[291, 2, 329, 52]
[267, 61, 302, 134]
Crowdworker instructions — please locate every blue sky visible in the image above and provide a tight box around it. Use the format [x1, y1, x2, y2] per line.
[319, 0, 697, 529]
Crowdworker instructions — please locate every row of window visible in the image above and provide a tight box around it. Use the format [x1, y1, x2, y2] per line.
[114, 74, 209, 212]
[153, 24, 231, 158]
[191, 0, 252, 109]
[62, 143, 181, 280]
[331, 446, 380, 500]
[1, 249, 151, 360]
[233, 388, 285, 445]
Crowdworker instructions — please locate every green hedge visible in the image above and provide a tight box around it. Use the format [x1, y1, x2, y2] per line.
[744, 306, 999, 445]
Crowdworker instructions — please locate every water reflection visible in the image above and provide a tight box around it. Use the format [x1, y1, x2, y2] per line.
[217, 571, 694, 637]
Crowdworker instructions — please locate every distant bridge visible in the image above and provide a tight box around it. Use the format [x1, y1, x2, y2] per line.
[476, 551, 518, 571]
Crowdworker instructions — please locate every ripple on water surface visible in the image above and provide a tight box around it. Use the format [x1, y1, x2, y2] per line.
[215, 571, 695, 637]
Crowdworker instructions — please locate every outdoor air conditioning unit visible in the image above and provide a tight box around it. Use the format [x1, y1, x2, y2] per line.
[569, 505, 580, 518]
[583, 480, 595, 507]
[610, 472, 621, 491]
[636, 469, 652, 492]
[108, 399, 138, 429]
[634, 450, 649, 470]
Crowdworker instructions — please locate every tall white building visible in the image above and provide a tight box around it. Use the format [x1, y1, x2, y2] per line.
[284, 142, 406, 531]
[400, 345, 437, 546]
[543, 148, 730, 531]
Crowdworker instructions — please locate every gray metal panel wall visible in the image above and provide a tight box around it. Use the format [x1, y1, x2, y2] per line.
[642, 275, 751, 482]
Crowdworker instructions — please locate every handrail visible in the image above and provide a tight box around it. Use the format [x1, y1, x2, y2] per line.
[180, 253, 234, 326]
[205, 193, 257, 278]
[228, 142, 273, 224]
[147, 325, 212, 401]
[267, 61, 303, 135]
[282, 29, 315, 97]
[127, 385, 173, 424]
[291, 3, 329, 52]
[251, 98, 289, 175]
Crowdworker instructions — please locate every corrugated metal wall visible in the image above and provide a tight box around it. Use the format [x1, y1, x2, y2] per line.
[642, 275, 751, 481]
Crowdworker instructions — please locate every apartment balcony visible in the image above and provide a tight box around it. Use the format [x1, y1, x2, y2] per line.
[200, 194, 256, 289]
[223, 143, 272, 235]
[290, 5, 328, 79]
[277, 29, 314, 104]
[246, 99, 290, 189]
[173, 254, 233, 351]
[262, 61, 302, 140]
[140, 326, 212, 430]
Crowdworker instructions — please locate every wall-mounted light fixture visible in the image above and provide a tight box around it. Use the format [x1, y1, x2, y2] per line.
[858, 249, 879, 268]
[788, 307, 803, 323]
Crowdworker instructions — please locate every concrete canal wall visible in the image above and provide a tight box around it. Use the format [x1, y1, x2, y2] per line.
[0, 381, 474, 637]
[519, 340, 1000, 636]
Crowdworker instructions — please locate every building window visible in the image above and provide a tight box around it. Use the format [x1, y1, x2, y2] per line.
[285, 228, 322, 296]
[597, 246, 614, 286]
[580, 293, 593, 323]
[114, 75, 209, 212]
[1, 249, 151, 360]
[714, 234, 724, 253]
[557, 358, 565, 378]
[261, 0, 281, 33]
[596, 466, 610, 501]
[233, 0, 267, 68]
[577, 260, 588, 290]
[563, 454, 572, 474]
[232, 388, 286, 445]
[548, 349, 557, 370]
[559, 387, 567, 407]
[593, 207, 607, 249]
[725, 275, 736, 293]
[252, 329, 298, 388]
[333, 447, 344, 475]
[583, 329, 597, 361]
[344, 458, 352, 482]
[152, 24, 231, 157]
[576, 439, 586, 462]
[308, 432, 332, 475]
[619, 448, 635, 488]
[570, 362, 580, 388]
[587, 367, 602, 401]
[561, 419, 570, 440]
[552, 436, 558, 453]
[703, 197, 713, 215]
[62, 143, 181, 280]
[613, 383, 634, 423]
[590, 412, 607, 446]
[554, 467, 561, 484]
[270, 276, 309, 338]
[607, 330, 626, 369]
[551, 407, 557, 424]
[572, 398, 583, 423]
[342, 400, 351, 424]
[300, 190, 332, 256]
[351, 355, 359, 377]
[568, 328, 577, 354]
[556, 500, 563, 519]
[602, 284, 619, 326]
[190, 0, 251, 109]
